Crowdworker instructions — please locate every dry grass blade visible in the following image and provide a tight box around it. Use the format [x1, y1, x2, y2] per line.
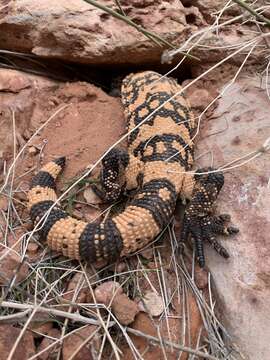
[168, 224, 232, 359]
[28, 325, 89, 360]
[67, 325, 101, 360]
[81, 0, 199, 61]
[162, 0, 234, 64]
[125, 327, 219, 360]
[178, 260, 241, 359]
[233, 0, 270, 27]
[0, 104, 69, 193]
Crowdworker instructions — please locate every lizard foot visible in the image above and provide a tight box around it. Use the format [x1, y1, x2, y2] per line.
[179, 168, 239, 267]
[180, 212, 239, 267]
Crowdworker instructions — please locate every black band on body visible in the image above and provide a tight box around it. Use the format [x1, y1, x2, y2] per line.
[30, 171, 56, 190]
[79, 219, 123, 263]
[54, 157, 66, 168]
[131, 179, 177, 228]
[79, 222, 98, 262]
[133, 133, 194, 169]
[131, 91, 192, 133]
[30, 200, 68, 239]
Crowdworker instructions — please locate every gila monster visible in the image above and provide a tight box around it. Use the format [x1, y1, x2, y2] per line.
[28, 71, 238, 267]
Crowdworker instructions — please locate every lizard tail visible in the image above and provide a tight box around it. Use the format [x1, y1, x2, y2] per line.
[28, 157, 178, 264]
[28, 158, 123, 263]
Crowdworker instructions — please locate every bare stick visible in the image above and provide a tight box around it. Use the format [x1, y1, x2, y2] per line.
[0, 309, 31, 321]
[1, 300, 115, 327]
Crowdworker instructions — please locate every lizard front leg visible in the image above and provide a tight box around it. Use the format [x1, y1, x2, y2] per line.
[93, 148, 144, 203]
[180, 167, 239, 267]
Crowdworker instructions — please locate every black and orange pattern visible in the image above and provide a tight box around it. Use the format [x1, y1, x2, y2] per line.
[28, 71, 238, 267]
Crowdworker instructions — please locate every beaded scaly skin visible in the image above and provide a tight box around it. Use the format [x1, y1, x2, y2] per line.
[28, 71, 238, 267]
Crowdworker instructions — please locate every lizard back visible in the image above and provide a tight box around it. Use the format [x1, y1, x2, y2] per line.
[121, 71, 195, 169]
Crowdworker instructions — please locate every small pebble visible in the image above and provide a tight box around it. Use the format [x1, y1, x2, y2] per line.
[0, 249, 29, 285]
[0, 196, 8, 211]
[94, 281, 122, 306]
[83, 187, 102, 205]
[140, 248, 154, 260]
[116, 261, 126, 273]
[27, 242, 39, 255]
[28, 146, 38, 156]
[140, 291, 164, 317]
[112, 293, 139, 325]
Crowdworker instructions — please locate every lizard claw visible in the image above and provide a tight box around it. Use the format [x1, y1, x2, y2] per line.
[180, 213, 238, 267]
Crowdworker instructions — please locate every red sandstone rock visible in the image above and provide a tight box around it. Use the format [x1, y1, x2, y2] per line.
[62, 325, 101, 360]
[111, 293, 139, 325]
[37, 328, 61, 360]
[0, 69, 58, 157]
[94, 281, 123, 307]
[94, 281, 139, 325]
[122, 290, 202, 360]
[60, 272, 89, 311]
[0, 68, 125, 181]
[0, 0, 256, 69]
[0, 325, 35, 360]
[0, 248, 29, 285]
[197, 74, 270, 360]
[0, 0, 190, 65]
